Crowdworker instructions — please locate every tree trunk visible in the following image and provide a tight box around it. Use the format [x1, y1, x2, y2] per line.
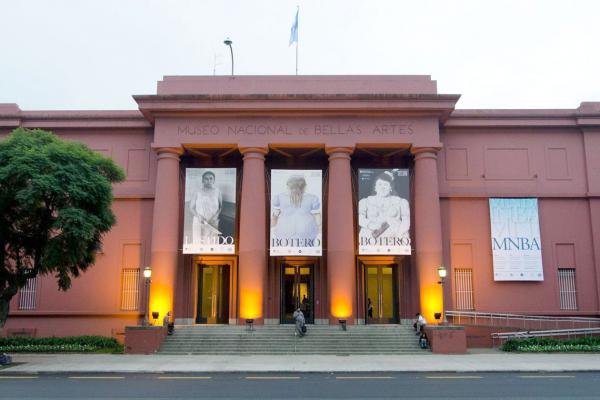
[0, 287, 18, 328]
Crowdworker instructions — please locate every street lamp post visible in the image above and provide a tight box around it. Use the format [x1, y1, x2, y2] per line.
[143, 266, 152, 326]
[437, 265, 448, 324]
[224, 38, 234, 76]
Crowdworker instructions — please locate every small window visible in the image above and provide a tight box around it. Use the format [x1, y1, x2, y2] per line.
[18, 276, 38, 310]
[120, 268, 140, 311]
[454, 268, 474, 310]
[558, 268, 577, 310]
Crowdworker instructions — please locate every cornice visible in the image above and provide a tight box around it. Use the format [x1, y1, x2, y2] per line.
[445, 107, 600, 129]
[0, 109, 151, 129]
[134, 93, 461, 123]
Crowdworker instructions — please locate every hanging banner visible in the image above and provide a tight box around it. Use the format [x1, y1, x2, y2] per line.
[183, 168, 236, 254]
[489, 198, 544, 281]
[358, 169, 411, 255]
[270, 169, 322, 256]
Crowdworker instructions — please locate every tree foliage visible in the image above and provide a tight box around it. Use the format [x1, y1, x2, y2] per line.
[0, 128, 125, 326]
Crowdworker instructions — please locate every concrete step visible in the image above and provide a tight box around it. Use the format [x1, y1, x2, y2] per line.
[159, 324, 421, 355]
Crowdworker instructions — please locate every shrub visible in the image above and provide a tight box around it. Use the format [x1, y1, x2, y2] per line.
[501, 336, 600, 352]
[0, 336, 123, 353]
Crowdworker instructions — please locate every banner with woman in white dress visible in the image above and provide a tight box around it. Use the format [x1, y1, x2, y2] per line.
[358, 169, 411, 255]
[183, 168, 237, 254]
[270, 169, 322, 256]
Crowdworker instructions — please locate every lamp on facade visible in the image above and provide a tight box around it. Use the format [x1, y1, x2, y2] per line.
[143, 266, 152, 326]
[224, 38, 234, 76]
[437, 265, 448, 324]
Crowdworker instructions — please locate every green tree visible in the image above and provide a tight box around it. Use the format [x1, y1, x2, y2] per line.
[0, 128, 125, 326]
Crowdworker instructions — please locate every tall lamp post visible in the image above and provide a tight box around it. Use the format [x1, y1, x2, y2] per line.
[437, 265, 448, 324]
[224, 38, 234, 76]
[143, 266, 152, 326]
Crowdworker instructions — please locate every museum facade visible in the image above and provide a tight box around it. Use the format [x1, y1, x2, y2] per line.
[1, 75, 600, 338]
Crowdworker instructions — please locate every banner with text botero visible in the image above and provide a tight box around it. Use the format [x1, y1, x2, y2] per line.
[183, 168, 237, 254]
[270, 169, 322, 256]
[358, 169, 411, 255]
[489, 198, 544, 281]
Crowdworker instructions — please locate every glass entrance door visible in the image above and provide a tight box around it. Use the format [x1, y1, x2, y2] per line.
[281, 263, 314, 324]
[365, 265, 398, 324]
[196, 264, 230, 324]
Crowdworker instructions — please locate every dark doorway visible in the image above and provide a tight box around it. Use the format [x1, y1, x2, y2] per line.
[196, 264, 230, 324]
[365, 265, 399, 324]
[281, 262, 315, 324]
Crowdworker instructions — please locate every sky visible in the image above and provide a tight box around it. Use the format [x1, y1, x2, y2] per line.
[1, 0, 599, 110]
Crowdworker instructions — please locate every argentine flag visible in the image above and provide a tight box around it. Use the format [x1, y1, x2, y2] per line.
[289, 8, 298, 46]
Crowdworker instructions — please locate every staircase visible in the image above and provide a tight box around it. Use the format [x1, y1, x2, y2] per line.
[158, 324, 422, 355]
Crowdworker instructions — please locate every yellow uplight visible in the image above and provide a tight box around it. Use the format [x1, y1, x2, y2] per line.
[240, 289, 262, 319]
[149, 283, 173, 325]
[331, 299, 352, 319]
[420, 282, 443, 323]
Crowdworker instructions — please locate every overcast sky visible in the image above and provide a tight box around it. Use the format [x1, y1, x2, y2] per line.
[1, 0, 599, 110]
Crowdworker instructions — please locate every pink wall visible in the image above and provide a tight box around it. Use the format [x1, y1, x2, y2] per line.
[1, 76, 599, 340]
[441, 198, 598, 314]
[439, 127, 588, 197]
[439, 120, 600, 316]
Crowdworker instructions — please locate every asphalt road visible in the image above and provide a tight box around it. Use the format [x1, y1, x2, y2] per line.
[0, 372, 599, 399]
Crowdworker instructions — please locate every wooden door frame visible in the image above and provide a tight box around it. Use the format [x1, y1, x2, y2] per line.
[278, 257, 318, 324]
[358, 256, 402, 324]
[192, 255, 237, 324]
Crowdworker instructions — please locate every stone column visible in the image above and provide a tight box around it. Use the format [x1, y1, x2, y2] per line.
[412, 147, 444, 324]
[238, 147, 269, 323]
[326, 147, 356, 324]
[149, 147, 182, 325]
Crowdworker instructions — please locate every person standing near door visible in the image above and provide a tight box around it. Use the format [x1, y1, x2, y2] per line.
[367, 298, 374, 320]
[301, 294, 310, 320]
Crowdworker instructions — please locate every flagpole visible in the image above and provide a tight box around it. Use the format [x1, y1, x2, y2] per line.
[295, 6, 299, 75]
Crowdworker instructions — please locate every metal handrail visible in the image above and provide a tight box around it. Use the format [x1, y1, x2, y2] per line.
[446, 310, 600, 332]
[447, 310, 600, 323]
[492, 327, 600, 339]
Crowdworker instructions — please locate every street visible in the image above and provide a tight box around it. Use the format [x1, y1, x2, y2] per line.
[1, 372, 599, 399]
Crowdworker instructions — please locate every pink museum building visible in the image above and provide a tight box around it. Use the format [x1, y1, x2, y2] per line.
[1, 76, 600, 340]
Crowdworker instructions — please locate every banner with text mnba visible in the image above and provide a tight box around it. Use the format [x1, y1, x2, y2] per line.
[489, 198, 543, 281]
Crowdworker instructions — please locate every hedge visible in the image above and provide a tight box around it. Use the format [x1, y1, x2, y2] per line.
[501, 336, 600, 352]
[0, 336, 123, 353]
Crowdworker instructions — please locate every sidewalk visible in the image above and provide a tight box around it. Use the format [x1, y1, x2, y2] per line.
[3, 349, 600, 373]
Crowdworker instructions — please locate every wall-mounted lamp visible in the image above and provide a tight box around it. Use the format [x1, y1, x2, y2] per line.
[437, 265, 447, 280]
[339, 319, 347, 331]
[142, 266, 152, 326]
[437, 265, 448, 324]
